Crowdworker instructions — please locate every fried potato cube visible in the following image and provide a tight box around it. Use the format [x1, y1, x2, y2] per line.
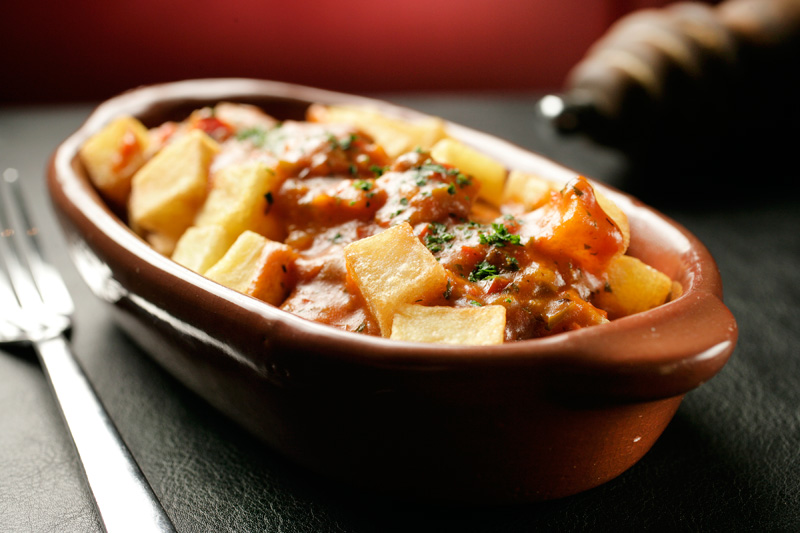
[129, 129, 220, 245]
[213, 102, 279, 130]
[79, 115, 150, 206]
[593, 255, 672, 319]
[502, 170, 554, 211]
[390, 304, 506, 345]
[204, 230, 297, 305]
[194, 161, 284, 242]
[430, 138, 507, 207]
[344, 222, 449, 336]
[307, 104, 446, 158]
[595, 190, 631, 253]
[171, 224, 234, 274]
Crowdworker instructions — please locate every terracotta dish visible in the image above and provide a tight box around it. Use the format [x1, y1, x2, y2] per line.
[48, 79, 737, 503]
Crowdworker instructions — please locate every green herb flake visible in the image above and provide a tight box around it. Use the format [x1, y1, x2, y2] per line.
[340, 133, 358, 151]
[237, 127, 268, 146]
[479, 223, 522, 247]
[328, 132, 358, 151]
[263, 191, 274, 214]
[425, 222, 455, 253]
[469, 260, 500, 282]
[370, 165, 387, 177]
[353, 179, 373, 192]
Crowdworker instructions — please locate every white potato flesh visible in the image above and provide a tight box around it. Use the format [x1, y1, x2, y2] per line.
[344, 222, 449, 336]
[390, 304, 506, 345]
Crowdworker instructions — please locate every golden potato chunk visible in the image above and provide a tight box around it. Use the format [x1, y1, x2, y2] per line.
[204, 230, 297, 305]
[595, 190, 631, 253]
[129, 130, 220, 246]
[171, 224, 234, 274]
[79, 115, 150, 206]
[502, 170, 554, 211]
[194, 161, 284, 242]
[593, 255, 672, 319]
[307, 104, 446, 158]
[343, 222, 449, 336]
[213, 102, 278, 130]
[430, 138, 507, 207]
[390, 304, 506, 345]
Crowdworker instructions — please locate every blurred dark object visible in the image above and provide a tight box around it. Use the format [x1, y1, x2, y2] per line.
[546, 0, 800, 203]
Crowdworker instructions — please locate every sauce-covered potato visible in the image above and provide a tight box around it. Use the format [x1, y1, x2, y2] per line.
[79, 102, 675, 344]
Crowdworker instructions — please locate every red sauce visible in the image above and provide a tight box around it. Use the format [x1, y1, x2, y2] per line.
[142, 105, 628, 341]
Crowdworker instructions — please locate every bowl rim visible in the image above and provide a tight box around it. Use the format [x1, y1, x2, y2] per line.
[48, 78, 737, 401]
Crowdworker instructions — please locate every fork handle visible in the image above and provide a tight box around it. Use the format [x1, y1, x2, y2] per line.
[35, 335, 176, 532]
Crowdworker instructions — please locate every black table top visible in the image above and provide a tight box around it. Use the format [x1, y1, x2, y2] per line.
[1, 95, 798, 532]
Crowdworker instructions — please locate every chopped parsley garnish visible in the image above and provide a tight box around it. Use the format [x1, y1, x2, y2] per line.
[411, 161, 464, 187]
[236, 124, 287, 151]
[469, 260, 500, 282]
[425, 222, 455, 253]
[237, 127, 268, 146]
[264, 191, 274, 214]
[353, 179, 373, 192]
[505, 255, 519, 271]
[329, 133, 358, 151]
[456, 173, 471, 187]
[479, 223, 522, 247]
[340, 133, 358, 150]
[370, 165, 388, 177]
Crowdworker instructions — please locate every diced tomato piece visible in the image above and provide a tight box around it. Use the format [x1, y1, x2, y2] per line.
[532, 176, 624, 273]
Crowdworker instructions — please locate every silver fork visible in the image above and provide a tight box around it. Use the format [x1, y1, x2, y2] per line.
[0, 170, 176, 532]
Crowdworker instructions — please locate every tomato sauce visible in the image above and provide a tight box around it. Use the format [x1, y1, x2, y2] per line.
[153, 105, 627, 341]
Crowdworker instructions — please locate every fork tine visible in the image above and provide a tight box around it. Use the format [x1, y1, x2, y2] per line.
[0, 239, 19, 306]
[0, 263, 25, 342]
[0, 172, 42, 310]
[1, 170, 74, 316]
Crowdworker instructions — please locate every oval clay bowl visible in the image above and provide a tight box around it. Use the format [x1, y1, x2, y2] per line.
[48, 78, 737, 503]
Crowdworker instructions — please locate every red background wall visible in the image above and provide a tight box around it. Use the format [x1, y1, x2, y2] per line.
[1, 0, 674, 103]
